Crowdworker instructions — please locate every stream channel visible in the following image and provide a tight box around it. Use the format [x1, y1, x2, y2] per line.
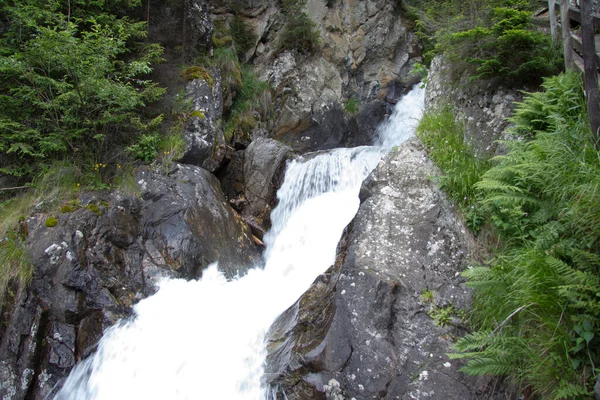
[55, 85, 425, 400]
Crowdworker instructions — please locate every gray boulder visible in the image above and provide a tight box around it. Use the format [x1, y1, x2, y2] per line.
[138, 163, 260, 279]
[266, 138, 491, 399]
[243, 138, 292, 227]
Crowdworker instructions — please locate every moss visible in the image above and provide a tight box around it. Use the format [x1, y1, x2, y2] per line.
[85, 204, 103, 216]
[60, 201, 79, 213]
[190, 110, 205, 120]
[44, 216, 58, 227]
[181, 66, 214, 87]
[212, 35, 233, 48]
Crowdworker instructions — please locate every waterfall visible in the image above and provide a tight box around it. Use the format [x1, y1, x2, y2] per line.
[54, 85, 424, 400]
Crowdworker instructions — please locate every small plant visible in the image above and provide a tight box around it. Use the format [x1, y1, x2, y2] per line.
[428, 305, 455, 327]
[278, 11, 320, 54]
[127, 134, 161, 164]
[420, 288, 434, 304]
[44, 216, 58, 227]
[181, 66, 214, 87]
[59, 201, 79, 213]
[344, 98, 360, 115]
[410, 62, 429, 86]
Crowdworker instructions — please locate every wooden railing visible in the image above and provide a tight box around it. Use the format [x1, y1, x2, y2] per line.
[551, 0, 600, 140]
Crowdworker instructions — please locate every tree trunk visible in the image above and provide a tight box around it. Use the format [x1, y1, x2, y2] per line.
[560, 0, 573, 70]
[581, 0, 600, 143]
[548, 0, 559, 45]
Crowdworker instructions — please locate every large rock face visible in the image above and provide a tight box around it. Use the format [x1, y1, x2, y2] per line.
[266, 138, 490, 399]
[218, 137, 293, 233]
[425, 56, 524, 157]
[0, 163, 260, 400]
[209, 0, 421, 152]
[179, 75, 227, 172]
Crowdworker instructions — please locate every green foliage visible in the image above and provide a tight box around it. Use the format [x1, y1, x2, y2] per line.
[442, 8, 563, 85]
[416, 106, 490, 232]
[420, 288, 434, 304]
[406, 0, 559, 85]
[278, 2, 320, 55]
[230, 15, 257, 58]
[453, 73, 600, 398]
[224, 67, 271, 141]
[127, 134, 161, 163]
[428, 305, 456, 327]
[0, 233, 32, 302]
[410, 62, 429, 86]
[344, 98, 360, 115]
[0, 1, 165, 181]
[85, 203, 103, 216]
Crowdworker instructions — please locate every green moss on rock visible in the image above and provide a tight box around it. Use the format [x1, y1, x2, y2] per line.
[44, 216, 58, 227]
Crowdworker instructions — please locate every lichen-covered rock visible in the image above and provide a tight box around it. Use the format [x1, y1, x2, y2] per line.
[0, 163, 261, 400]
[425, 55, 524, 157]
[179, 75, 227, 172]
[266, 138, 491, 399]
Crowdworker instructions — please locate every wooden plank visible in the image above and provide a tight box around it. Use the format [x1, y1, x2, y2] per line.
[563, 5, 600, 32]
[570, 33, 600, 66]
[573, 51, 585, 74]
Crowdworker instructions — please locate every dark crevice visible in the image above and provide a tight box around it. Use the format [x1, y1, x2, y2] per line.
[23, 309, 51, 400]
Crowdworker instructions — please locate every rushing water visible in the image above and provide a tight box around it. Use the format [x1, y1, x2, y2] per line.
[55, 85, 424, 400]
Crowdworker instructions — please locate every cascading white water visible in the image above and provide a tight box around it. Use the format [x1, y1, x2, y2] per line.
[55, 85, 424, 400]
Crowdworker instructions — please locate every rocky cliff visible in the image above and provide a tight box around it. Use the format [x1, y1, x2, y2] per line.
[265, 139, 492, 399]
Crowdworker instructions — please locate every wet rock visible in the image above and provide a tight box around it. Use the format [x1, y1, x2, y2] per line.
[277, 100, 389, 152]
[266, 138, 491, 399]
[138, 163, 261, 279]
[179, 75, 227, 172]
[243, 138, 292, 226]
[184, 0, 214, 56]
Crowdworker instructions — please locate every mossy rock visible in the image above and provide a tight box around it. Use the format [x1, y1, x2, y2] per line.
[45, 216, 58, 228]
[60, 202, 79, 213]
[182, 66, 214, 87]
[85, 204, 103, 216]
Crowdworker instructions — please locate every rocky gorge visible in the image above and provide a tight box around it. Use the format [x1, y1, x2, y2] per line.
[1, 0, 514, 399]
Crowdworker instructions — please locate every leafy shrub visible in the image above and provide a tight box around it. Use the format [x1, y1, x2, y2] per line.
[406, 0, 559, 85]
[0, 2, 165, 181]
[224, 68, 271, 141]
[442, 8, 563, 84]
[452, 73, 600, 398]
[127, 134, 161, 163]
